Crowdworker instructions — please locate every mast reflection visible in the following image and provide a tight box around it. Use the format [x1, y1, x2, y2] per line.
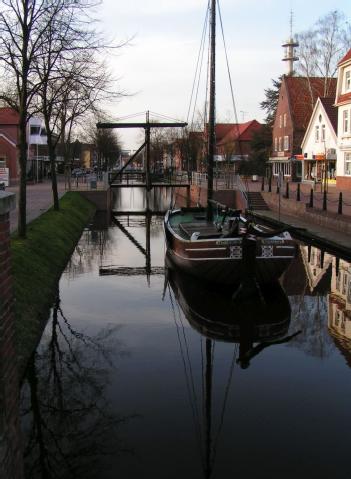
[166, 254, 299, 478]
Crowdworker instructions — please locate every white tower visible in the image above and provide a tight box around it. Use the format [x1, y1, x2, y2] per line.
[282, 11, 299, 76]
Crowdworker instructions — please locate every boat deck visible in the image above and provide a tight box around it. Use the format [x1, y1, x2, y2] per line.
[179, 222, 222, 239]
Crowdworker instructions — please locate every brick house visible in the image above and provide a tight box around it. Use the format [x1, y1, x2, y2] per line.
[268, 76, 337, 181]
[171, 121, 262, 173]
[215, 120, 262, 161]
[335, 49, 351, 189]
[0, 108, 20, 185]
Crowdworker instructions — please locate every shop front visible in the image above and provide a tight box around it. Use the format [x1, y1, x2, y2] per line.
[302, 153, 336, 184]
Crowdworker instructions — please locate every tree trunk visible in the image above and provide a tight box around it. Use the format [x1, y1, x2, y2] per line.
[18, 119, 27, 238]
[47, 132, 59, 210]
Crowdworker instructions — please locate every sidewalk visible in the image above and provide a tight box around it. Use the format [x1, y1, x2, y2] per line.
[7, 179, 66, 233]
[251, 208, 351, 260]
[244, 177, 351, 217]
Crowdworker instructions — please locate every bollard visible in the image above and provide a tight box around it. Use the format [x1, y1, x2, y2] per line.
[261, 176, 264, 191]
[338, 192, 343, 214]
[309, 188, 313, 208]
[297, 183, 300, 201]
[285, 181, 289, 199]
[323, 190, 327, 211]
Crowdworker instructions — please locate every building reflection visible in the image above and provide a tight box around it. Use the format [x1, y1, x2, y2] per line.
[281, 245, 334, 359]
[328, 258, 351, 362]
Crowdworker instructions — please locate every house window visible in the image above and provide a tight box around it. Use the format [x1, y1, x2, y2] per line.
[278, 137, 282, 151]
[345, 152, 351, 175]
[274, 137, 278, 152]
[30, 125, 40, 135]
[279, 115, 282, 128]
[343, 110, 349, 134]
[315, 125, 319, 142]
[283, 113, 287, 127]
[321, 124, 326, 141]
[345, 70, 351, 91]
[284, 136, 289, 150]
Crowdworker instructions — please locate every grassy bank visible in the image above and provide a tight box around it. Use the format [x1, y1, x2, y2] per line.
[11, 192, 96, 379]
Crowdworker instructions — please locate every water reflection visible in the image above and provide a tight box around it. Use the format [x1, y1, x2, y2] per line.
[19, 187, 351, 478]
[166, 261, 300, 478]
[21, 291, 136, 479]
[328, 257, 351, 363]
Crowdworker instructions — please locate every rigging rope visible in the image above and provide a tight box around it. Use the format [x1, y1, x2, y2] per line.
[168, 284, 205, 469]
[187, 1, 210, 126]
[217, 0, 251, 210]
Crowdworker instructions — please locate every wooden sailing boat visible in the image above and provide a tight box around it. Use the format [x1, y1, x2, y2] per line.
[164, 0, 296, 289]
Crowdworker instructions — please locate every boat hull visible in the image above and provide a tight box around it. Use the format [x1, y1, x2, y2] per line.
[164, 209, 296, 286]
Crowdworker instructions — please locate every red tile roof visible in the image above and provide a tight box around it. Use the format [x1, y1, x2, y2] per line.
[320, 97, 338, 134]
[216, 120, 262, 146]
[0, 107, 19, 125]
[338, 49, 351, 66]
[285, 76, 337, 130]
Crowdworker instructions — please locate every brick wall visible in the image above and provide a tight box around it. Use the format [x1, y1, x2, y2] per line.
[0, 192, 23, 479]
[336, 176, 351, 189]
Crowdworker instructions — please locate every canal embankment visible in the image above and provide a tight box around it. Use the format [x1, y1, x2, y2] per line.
[11, 192, 96, 379]
[178, 183, 351, 259]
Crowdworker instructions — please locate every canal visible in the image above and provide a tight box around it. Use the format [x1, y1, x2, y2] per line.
[20, 188, 351, 478]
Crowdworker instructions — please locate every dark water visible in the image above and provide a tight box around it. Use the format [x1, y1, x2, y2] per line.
[20, 188, 351, 479]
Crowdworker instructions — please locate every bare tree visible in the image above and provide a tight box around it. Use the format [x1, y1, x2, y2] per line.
[84, 115, 122, 172]
[33, 1, 125, 208]
[0, 0, 68, 236]
[297, 10, 351, 98]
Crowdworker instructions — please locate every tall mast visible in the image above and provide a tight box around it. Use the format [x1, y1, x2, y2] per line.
[207, 0, 216, 221]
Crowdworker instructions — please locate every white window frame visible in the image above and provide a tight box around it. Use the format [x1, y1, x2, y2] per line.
[278, 137, 282, 151]
[343, 110, 349, 134]
[283, 135, 289, 150]
[30, 125, 40, 135]
[345, 152, 351, 176]
[321, 124, 326, 141]
[283, 113, 287, 127]
[345, 70, 351, 92]
[279, 115, 282, 128]
[274, 137, 278, 152]
[315, 125, 319, 142]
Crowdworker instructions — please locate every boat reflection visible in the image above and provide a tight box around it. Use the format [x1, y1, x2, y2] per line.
[167, 253, 297, 368]
[166, 256, 299, 478]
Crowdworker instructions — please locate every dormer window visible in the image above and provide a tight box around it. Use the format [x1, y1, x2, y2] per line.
[283, 113, 287, 127]
[279, 115, 282, 128]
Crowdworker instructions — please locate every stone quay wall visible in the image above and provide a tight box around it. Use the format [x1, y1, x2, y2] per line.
[0, 192, 23, 479]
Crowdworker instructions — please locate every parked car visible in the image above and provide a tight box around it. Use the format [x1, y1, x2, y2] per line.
[71, 168, 85, 178]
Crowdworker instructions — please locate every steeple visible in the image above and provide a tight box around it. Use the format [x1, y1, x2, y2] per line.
[282, 10, 299, 76]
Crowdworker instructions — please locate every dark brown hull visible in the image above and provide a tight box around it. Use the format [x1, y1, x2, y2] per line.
[164, 209, 296, 286]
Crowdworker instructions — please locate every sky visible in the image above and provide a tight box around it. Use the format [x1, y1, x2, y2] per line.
[98, 0, 351, 150]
